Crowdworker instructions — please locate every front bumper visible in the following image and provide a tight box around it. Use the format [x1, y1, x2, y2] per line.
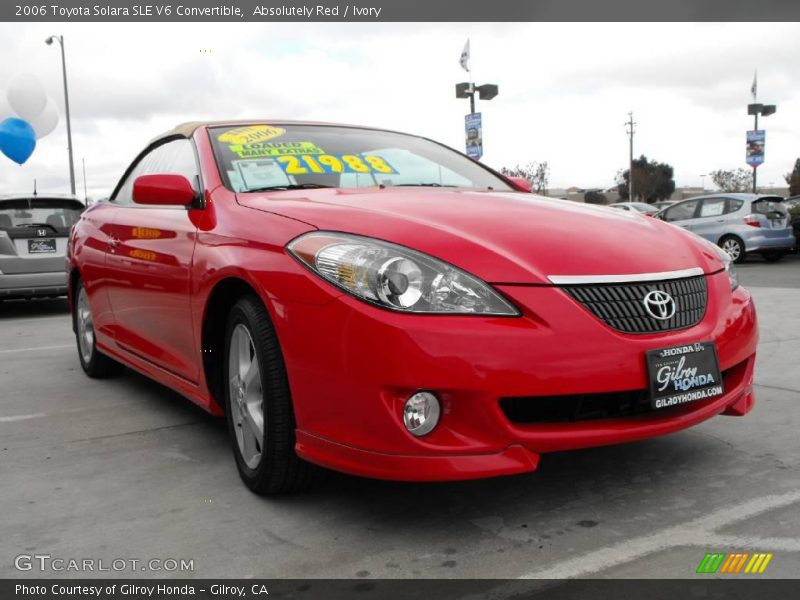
[272, 271, 758, 481]
[0, 271, 68, 299]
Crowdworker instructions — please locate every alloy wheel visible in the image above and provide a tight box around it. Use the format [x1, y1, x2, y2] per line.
[228, 323, 265, 470]
[76, 286, 95, 364]
[721, 238, 742, 262]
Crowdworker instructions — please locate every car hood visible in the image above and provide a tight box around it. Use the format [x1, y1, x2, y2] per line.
[237, 188, 723, 285]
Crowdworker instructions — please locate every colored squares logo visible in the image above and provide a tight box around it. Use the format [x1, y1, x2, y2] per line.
[696, 552, 773, 574]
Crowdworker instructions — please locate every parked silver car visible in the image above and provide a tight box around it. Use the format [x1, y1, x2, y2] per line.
[0, 194, 84, 299]
[657, 194, 795, 263]
[608, 201, 660, 216]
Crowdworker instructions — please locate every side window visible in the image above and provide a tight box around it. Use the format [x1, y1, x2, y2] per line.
[725, 199, 744, 214]
[698, 197, 726, 218]
[112, 139, 199, 205]
[663, 199, 698, 222]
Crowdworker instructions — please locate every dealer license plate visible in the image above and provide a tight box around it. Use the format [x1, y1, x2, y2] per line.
[646, 342, 723, 410]
[28, 238, 56, 254]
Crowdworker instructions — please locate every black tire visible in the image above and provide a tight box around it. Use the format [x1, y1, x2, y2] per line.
[73, 279, 125, 378]
[719, 235, 747, 264]
[761, 250, 786, 263]
[223, 294, 317, 495]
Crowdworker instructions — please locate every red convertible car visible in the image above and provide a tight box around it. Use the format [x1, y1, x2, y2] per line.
[67, 121, 757, 495]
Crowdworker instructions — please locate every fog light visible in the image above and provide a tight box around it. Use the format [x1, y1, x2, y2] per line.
[403, 392, 440, 436]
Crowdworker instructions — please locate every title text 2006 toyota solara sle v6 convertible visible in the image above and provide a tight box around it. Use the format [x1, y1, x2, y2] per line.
[67, 122, 757, 495]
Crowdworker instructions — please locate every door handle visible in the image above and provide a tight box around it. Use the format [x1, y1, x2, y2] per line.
[716, 219, 724, 223]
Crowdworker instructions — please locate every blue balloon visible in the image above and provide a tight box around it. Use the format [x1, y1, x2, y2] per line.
[0, 117, 37, 165]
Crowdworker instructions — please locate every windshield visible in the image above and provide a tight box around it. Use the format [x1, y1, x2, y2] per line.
[0, 198, 84, 233]
[208, 124, 512, 193]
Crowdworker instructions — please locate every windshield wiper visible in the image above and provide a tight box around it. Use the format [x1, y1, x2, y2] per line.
[244, 183, 334, 193]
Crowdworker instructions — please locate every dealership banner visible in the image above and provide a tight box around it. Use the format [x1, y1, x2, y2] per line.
[465, 112, 483, 160]
[746, 129, 766, 167]
[4, 0, 800, 21]
[4, 579, 800, 600]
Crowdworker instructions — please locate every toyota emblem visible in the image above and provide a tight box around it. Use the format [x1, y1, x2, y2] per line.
[643, 290, 676, 320]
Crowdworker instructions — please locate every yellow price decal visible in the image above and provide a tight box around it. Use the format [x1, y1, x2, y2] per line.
[218, 125, 286, 145]
[276, 154, 397, 176]
[229, 141, 324, 158]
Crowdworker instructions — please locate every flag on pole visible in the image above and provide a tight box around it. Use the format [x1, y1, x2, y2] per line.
[751, 71, 758, 101]
[459, 39, 470, 72]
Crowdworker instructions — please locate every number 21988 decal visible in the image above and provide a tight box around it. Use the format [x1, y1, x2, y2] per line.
[276, 154, 397, 175]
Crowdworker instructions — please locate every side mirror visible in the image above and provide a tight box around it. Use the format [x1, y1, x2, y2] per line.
[133, 174, 196, 206]
[507, 176, 533, 193]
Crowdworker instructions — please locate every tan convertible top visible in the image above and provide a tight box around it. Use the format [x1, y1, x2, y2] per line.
[150, 119, 391, 145]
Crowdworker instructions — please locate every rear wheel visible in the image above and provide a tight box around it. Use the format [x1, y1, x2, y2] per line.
[74, 280, 124, 378]
[224, 294, 316, 495]
[719, 236, 746, 264]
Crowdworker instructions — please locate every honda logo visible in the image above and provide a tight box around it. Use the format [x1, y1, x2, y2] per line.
[37, 229, 48, 237]
[643, 290, 676, 321]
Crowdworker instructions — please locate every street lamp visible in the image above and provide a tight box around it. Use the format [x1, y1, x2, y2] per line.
[746, 101, 776, 194]
[455, 82, 498, 160]
[45, 34, 76, 196]
[455, 82, 498, 115]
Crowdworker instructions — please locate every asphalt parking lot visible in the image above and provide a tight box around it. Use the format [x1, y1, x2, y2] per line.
[1, 255, 799, 581]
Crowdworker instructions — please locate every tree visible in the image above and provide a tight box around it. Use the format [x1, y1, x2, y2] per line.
[584, 190, 607, 205]
[784, 159, 800, 196]
[501, 161, 550, 195]
[710, 168, 753, 193]
[617, 155, 675, 203]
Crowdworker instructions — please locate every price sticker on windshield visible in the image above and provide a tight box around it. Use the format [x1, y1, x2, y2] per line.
[275, 154, 397, 176]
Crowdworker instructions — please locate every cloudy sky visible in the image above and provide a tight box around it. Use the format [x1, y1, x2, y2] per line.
[0, 22, 798, 198]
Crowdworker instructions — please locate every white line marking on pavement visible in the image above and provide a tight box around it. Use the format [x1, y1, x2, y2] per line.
[519, 490, 800, 579]
[0, 413, 46, 423]
[0, 344, 72, 354]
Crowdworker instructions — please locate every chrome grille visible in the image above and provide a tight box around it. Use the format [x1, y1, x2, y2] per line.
[561, 275, 707, 334]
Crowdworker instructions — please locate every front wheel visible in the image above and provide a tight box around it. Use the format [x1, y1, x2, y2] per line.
[719, 236, 746, 264]
[73, 280, 124, 378]
[224, 294, 317, 495]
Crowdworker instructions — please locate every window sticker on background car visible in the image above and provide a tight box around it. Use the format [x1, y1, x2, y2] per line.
[228, 141, 325, 158]
[231, 159, 291, 191]
[218, 125, 286, 145]
[275, 154, 397, 175]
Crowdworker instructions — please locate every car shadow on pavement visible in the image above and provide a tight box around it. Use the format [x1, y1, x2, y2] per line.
[0, 297, 70, 319]
[265, 429, 731, 533]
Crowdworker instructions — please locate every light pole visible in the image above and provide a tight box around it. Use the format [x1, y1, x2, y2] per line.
[700, 173, 706, 192]
[625, 112, 636, 201]
[455, 82, 498, 160]
[45, 34, 76, 195]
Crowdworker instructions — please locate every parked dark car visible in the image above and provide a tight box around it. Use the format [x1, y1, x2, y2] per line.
[783, 196, 800, 249]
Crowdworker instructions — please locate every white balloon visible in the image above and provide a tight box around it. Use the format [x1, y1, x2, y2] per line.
[29, 96, 59, 139]
[7, 73, 48, 121]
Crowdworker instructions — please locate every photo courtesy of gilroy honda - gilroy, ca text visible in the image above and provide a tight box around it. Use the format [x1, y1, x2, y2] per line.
[0, 1, 799, 598]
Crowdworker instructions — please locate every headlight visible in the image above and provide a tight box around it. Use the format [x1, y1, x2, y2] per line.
[709, 241, 739, 291]
[287, 232, 520, 315]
